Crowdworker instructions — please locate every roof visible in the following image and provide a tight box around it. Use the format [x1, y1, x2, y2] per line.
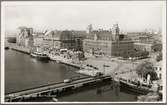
[86, 32, 113, 41]
[71, 31, 87, 38]
[44, 30, 61, 40]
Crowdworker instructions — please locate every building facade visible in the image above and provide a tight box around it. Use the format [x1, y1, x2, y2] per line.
[83, 24, 134, 57]
[127, 31, 162, 52]
[33, 34, 44, 47]
[134, 43, 152, 52]
[16, 27, 34, 48]
[43, 30, 86, 51]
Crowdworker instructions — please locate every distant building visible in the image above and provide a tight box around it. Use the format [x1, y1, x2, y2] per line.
[134, 43, 152, 52]
[126, 32, 146, 42]
[127, 32, 162, 52]
[72, 31, 86, 51]
[43, 30, 86, 51]
[7, 37, 16, 43]
[33, 33, 44, 47]
[83, 24, 134, 57]
[16, 27, 34, 47]
[127, 32, 158, 43]
[43, 30, 71, 49]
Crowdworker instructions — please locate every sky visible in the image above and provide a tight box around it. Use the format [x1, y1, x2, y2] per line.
[2, 1, 165, 35]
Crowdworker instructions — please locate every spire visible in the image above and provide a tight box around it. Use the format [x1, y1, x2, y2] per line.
[86, 24, 93, 34]
[112, 23, 120, 41]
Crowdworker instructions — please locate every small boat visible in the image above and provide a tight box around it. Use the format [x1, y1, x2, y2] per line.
[30, 51, 49, 60]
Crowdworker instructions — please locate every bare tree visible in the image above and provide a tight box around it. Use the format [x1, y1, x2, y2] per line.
[136, 61, 157, 81]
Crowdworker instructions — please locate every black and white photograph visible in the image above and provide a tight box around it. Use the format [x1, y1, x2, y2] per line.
[1, 1, 166, 103]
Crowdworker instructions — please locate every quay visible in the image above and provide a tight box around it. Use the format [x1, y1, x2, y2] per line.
[48, 54, 84, 69]
[59, 61, 82, 69]
[8, 44, 84, 69]
[5, 76, 111, 102]
[9, 44, 30, 54]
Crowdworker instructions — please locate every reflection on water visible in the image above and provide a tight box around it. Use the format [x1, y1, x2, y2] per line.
[58, 82, 137, 102]
[30, 57, 49, 63]
[96, 87, 102, 95]
[113, 81, 120, 97]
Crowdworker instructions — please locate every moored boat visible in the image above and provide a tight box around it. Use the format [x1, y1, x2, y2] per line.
[49, 54, 72, 64]
[30, 51, 49, 60]
[119, 78, 152, 95]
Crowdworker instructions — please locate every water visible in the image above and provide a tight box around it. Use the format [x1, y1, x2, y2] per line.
[59, 86, 137, 102]
[5, 49, 138, 101]
[5, 50, 85, 94]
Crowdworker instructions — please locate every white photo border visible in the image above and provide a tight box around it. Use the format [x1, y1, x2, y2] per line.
[1, 1, 166, 104]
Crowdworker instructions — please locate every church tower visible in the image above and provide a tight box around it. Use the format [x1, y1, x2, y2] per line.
[112, 24, 120, 41]
[86, 24, 93, 34]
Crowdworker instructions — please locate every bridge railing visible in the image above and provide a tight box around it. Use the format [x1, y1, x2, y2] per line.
[5, 76, 90, 95]
[5, 75, 111, 101]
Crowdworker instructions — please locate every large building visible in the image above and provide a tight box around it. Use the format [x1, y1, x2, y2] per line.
[43, 30, 86, 51]
[71, 31, 87, 51]
[16, 27, 34, 48]
[83, 24, 134, 57]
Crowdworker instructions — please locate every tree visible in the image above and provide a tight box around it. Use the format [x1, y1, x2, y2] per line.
[156, 52, 162, 62]
[151, 43, 162, 52]
[128, 49, 149, 59]
[136, 61, 158, 81]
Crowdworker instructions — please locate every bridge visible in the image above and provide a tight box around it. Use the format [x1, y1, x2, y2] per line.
[5, 76, 112, 102]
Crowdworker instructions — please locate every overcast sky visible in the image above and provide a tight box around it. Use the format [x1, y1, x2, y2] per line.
[3, 1, 165, 34]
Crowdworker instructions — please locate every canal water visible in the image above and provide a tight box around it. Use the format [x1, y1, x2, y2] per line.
[5, 50, 84, 94]
[5, 49, 138, 102]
